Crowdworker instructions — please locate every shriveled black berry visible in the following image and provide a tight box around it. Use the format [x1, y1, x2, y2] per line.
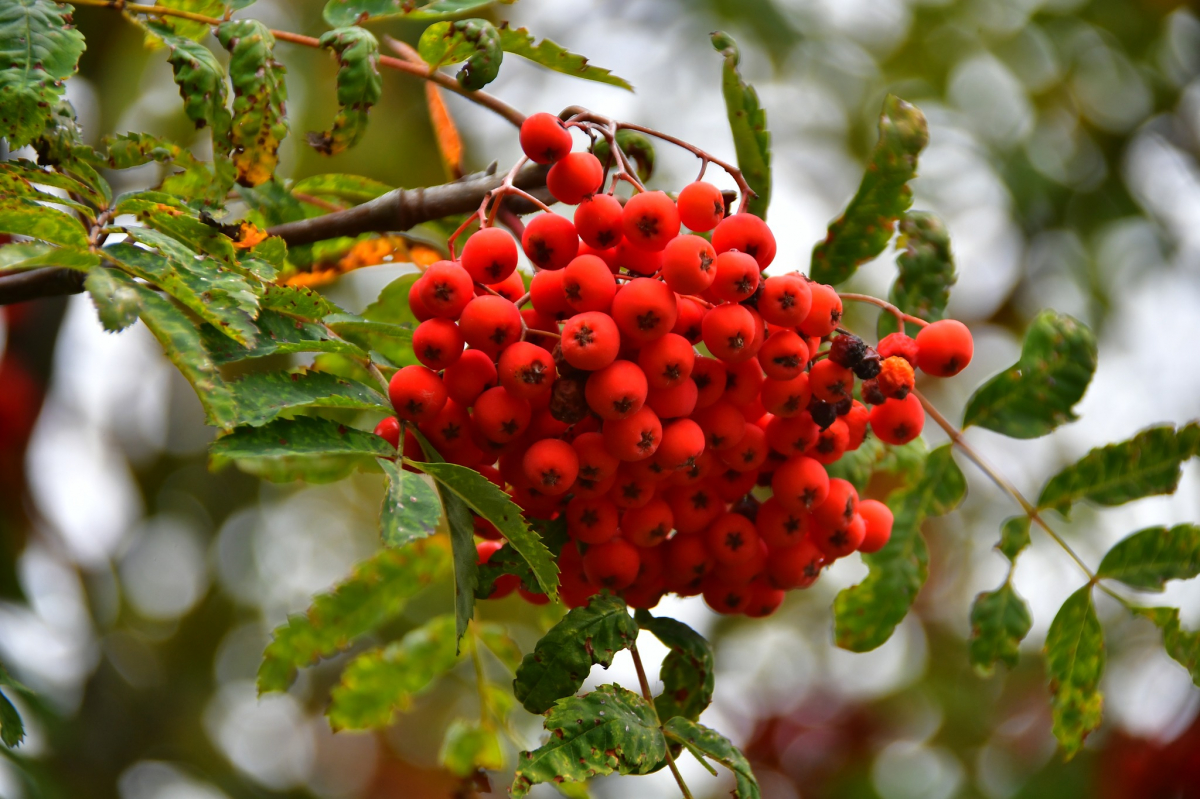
[809, 398, 837, 429]
[549, 376, 589, 423]
[861, 378, 886, 405]
[756, 470, 774, 487]
[829, 334, 866, 368]
[834, 397, 853, 416]
[853, 348, 882, 380]
[739, 282, 764, 310]
[731, 494, 761, 523]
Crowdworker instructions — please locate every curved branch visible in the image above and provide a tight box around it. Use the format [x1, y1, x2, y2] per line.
[0, 268, 86, 305]
[267, 163, 550, 247]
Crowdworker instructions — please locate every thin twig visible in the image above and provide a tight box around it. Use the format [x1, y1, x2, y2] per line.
[630, 642, 695, 799]
[839, 292, 927, 330]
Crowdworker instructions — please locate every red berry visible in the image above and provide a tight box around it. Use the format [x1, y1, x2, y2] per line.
[461, 227, 518, 284]
[857, 499, 894, 553]
[561, 311, 621, 370]
[672, 296, 706, 344]
[655, 418, 706, 471]
[486, 271, 525, 303]
[701, 304, 756, 363]
[547, 152, 604, 205]
[808, 359, 855, 403]
[637, 333, 695, 390]
[710, 250, 760, 303]
[692, 400, 746, 451]
[523, 439, 579, 496]
[519, 112, 573, 164]
[661, 234, 717, 295]
[766, 412, 820, 456]
[716, 422, 767, 472]
[603, 406, 663, 462]
[844, 400, 869, 449]
[408, 277, 434, 322]
[799, 283, 843, 337]
[558, 543, 599, 608]
[664, 484, 723, 535]
[610, 278, 678, 343]
[709, 466, 757, 502]
[586, 360, 648, 420]
[915, 319, 973, 376]
[443, 349, 497, 406]
[722, 357, 764, 407]
[566, 495, 619, 544]
[622, 498, 674, 547]
[743, 579, 785, 617]
[518, 586, 551, 605]
[663, 532, 714, 592]
[812, 478, 859, 531]
[622, 191, 681, 252]
[869, 394, 924, 445]
[702, 576, 752, 614]
[876, 355, 915, 399]
[676, 181, 725, 232]
[477, 540, 520, 598]
[614, 239, 663, 276]
[472, 386, 532, 443]
[765, 538, 824, 590]
[419, 260, 474, 319]
[646, 380, 698, 420]
[573, 194, 625, 250]
[563, 254, 617, 313]
[712, 212, 776, 269]
[755, 496, 809, 550]
[583, 538, 641, 589]
[389, 365, 447, 424]
[374, 416, 400, 448]
[805, 418, 849, 465]
[529, 268, 572, 319]
[458, 295, 522, 356]
[412, 318, 465, 371]
[758, 330, 808, 381]
[522, 213, 579, 270]
[878, 332, 919, 365]
[704, 512, 761, 565]
[610, 465, 656, 509]
[761, 374, 811, 417]
[758, 275, 812, 327]
[810, 514, 866, 560]
[771, 455, 829, 512]
[498, 341, 557, 399]
[713, 539, 766, 584]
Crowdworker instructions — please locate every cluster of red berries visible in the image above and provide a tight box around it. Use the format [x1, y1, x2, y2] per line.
[375, 111, 975, 617]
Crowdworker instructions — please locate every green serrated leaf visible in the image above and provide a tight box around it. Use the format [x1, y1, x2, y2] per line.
[363, 272, 422, 325]
[1134, 607, 1199, 688]
[420, 19, 503, 91]
[323, 0, 500, 26]
[810, 95, 928, 285]
[963, 311, 1097, 438]
[0, 197, 88, 247]
[513, 594, 638, 714]
[824, 436, 927, 493]
[1045, 585, 1104, 759]
[201, 309, 368, 364]
[834, 444, 965, 652]
[216, 20, 288, 187]
[878, 211, 956, 338]
[0, 0, 86, 149]
[636, 611, 714, 722]
[210, 417, 395, 483]
[1037, 425, 1197, 517]
[119, 193, 241, 264]
[159, 33, 235, 192]
[227, 368, 391, 427]
[324, 313, 416, 368]
[475, 515, 570, 599]
[440, 718, 504, 776]
[291, 173, 394, 204]
[497, 23, 631, 91]
[142, 0, 226, 44]
[409, 458, 559, 600]
[0, 665, 27, 749]
[1096, 524, 1200, 592]
[0, 158, 104, 207]
[0, 243, 98, 273]
[511, 684, 665, 798]
[30, 101, 111, 204]
[259, 284, 343, 320]
[379, 459, 442, 548]
[998, 515, 1032, 563]
[257, 539, 450, 693]
[969, 583, 1032, 676]
[711, 32, 770, 218]
[477, 622, 522, 673]
[308, 27, 382, 155]
[328, 614, 461, 730]
[84, 267, 141, 332]
[663, 717, 760, 799]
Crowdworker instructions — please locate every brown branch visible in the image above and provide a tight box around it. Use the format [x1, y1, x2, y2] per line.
[0, 268, 87, 305]
[267, 163, 551, 247]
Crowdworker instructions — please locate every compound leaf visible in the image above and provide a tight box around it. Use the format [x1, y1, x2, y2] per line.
[0, 158, 104, 207]
[310, 27, 382, 155]
[216, 20, 289, 187]
[1097, 524, 1200, 592]
[1037, 425, 1199, 517]
[662, 717, 760, 799]
[259, 283, 343, 321]
[257, 539, 450, 693]
[227, 368, 390, 427]
[878, 211, 956, 338]
[323, 0, 500, 26]
[636, 610, 714, 722]
[324, 313, 416, 368]
[969, 583, 1032, 676]
[1134, 607, 1199, 688]
[0, 197, 88, 247]
[210, 416, 395, 483]
[411, 458, 558, 600]
[420, 19, 503, 91]
[711, 32, 770, 218]
[513, 594, 638, 714]
[201, 309, 367, 364]
[997, 515, 1031, 563]
[511, 684, 665, 798]
[379, 459, 442, 548]
[84, 266, 141, 332]
[142, 0, 226, 44]
[498, 24, 631, 91]
[328, 614, 460, 730]
[810, 94, 928, 285]
[291, 173, 393, 204]
[1045, 585, 1104, 759]
[964, 311, 1097, 438]
[834, 444, 965, 651]
[0, 0, 86, 149]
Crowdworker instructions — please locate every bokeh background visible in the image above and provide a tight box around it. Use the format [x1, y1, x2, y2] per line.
[2, 0, 1200, 797]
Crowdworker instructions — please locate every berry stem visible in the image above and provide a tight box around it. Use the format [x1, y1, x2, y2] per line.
[617, 122, 755, 212]
[630, 641, 696, 799]
[838, 293, 928, 329]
